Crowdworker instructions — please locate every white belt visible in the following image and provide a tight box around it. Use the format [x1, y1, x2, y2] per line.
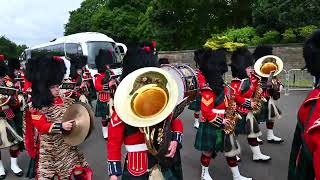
[0, 105, 9, 111]
[125, 144, 148, 152]
[212, 109, 225, 114]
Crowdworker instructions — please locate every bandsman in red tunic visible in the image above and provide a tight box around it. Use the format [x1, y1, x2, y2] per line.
[94, 49, 117, 140]
[230, 47, 271, 162]
[24, 56, 91, 180]
[0, 56, 24, 179]
[193, 48, 251, 180]
[108, 45, 184, 180]
[288, 29, 320, 180]
[253, 45, 284, 144]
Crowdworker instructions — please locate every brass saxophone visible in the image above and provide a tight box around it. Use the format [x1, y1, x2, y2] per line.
[251, 73, 267, 115]
[223, 83, 242, 134]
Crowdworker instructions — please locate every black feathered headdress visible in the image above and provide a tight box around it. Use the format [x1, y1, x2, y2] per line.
[8, 58, 21, 79]
[194, 48, 228, 94]
[253, 45, 273, 61]
[303, 29, 320, 77]
[95, 49, 114, 73]
[0, 61, 8, 78]
[25, 56, 66, 108]
[70, 56, 87, 79]
[230, 47, 254, 79]
[120, 44, 158, 81]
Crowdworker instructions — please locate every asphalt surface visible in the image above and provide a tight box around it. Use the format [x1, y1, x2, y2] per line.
[4, 90, 309, 180]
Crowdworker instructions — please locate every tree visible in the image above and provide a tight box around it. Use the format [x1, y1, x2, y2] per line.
[0, 36, 27, 60]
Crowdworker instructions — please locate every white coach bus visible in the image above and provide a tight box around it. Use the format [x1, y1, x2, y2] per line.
[20, 32, 126, 78]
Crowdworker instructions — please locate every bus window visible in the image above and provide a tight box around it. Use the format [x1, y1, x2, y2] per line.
[65, 43, 83, 57]
[87, 41, 117, 68]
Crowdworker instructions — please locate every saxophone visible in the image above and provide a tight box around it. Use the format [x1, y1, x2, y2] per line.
[223, 83, 242, 134]
[251, 73, 267, 115]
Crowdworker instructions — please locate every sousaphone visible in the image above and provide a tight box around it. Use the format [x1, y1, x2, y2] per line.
[114, 67, 191, 169]
[254, 55, 283, 77]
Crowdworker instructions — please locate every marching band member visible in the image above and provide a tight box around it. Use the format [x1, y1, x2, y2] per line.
[230, 47, 271, 162]
[66, 56, 91, 102]
[288, 29, 320, 180]
[0, 56, 24, 179]
[193, 48, 251, 180]
[253, 45, 284, 144]
[8, 58, 26, 151]
[108, 45, 184, 180]
[94, 49, 116, 140]
[24, 56, 91, 180]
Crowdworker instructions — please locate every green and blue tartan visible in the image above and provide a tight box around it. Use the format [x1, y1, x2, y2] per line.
[255, 100, 268, 123]
[194, 121, 224, 152]
[95, 99, 109, 117]
[235, 113, 247, 135]
[188, 94, 201, 112]
[8, 109, 24, 151]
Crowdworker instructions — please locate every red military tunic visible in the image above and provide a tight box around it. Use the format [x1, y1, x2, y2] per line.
[198, 71, 226, 127]
[230, 77, 257, 114]
[288, 88, 320, 180]
[107, 112, 183, 177]
[94, 72, 112, 102]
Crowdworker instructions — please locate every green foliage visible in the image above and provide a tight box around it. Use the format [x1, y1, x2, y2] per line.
[250, 36, 263, 46]
[281, 28, 297, 43]
[0, 36, 27, 60]
[204, 35, 245, 52]
[224, 27, 257, 44]
[261, 31, 280, 44]
[298, 25, 318, 40]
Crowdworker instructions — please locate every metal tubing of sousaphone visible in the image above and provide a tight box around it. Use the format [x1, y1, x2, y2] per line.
[62, 103, 94, 146]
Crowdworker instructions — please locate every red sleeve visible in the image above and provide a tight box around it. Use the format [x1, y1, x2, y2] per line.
[231, 80, 247, 105]
[107, 112, 125, 161]
[171, 118, 183, 133]
[314, 142, 320, 180]
[23, 79, 32, 93]
[94, 74, 104, 91]
[31, 111, 54, 134]
[201, 90, 223, 125]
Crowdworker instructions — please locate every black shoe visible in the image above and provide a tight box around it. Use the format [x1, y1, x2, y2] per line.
[0, 174, 5, 180]
[267, 139, 284, 144]
[14, 171, 23, 177]
[253, 157, 272, 162]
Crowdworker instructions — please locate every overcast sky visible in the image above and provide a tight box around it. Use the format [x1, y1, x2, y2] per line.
[0, 0, 84, 47]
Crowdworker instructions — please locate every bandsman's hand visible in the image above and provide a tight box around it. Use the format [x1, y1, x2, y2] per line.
[62, 120, 75, 131]
[110, 175, 117, 180]
[165, 141, 178, 158]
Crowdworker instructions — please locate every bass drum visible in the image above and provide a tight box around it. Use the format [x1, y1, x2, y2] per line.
[160, 64, 199, 103]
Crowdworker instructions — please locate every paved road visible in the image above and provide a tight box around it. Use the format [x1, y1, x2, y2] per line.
[4, 90, 309, 180]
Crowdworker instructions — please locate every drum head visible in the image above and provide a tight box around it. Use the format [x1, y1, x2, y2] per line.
[160, 65, 185, 103]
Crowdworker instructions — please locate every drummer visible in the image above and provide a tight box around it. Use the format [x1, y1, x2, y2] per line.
[24, 56, 92, 180]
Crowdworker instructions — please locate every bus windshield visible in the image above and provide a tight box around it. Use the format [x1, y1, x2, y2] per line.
[87, 41, 120, 68]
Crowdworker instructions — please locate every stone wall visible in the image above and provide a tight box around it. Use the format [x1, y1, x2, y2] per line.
[158, 45, 314, 87]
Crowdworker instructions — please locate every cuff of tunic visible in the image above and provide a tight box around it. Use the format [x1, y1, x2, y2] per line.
[210, 116, 223, 128]
[172, 132, 183, 143]
[50, 123, 63, 134]
[108, 161, 122, 176]
[243, 99, 251, 108]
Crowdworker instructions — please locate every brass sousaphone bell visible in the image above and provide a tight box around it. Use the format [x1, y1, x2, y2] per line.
[254, 55, 283, 77]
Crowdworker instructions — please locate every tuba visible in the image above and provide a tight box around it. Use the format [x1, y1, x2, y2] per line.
[254, 55, 283, 78]
[114, 67, 197, 167]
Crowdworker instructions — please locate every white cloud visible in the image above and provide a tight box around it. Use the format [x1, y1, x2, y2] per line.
[0, 0, 84, 47]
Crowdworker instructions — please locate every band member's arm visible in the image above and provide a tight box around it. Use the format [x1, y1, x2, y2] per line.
[107, 112, 124, 176]
[31, 111, 63, 134]
[306, 119, 320, 180]
[94, 74, 104, 91]
[201, 90, 224, 127]
[171, 118, 183, 143]
[230, 80, 252, 108]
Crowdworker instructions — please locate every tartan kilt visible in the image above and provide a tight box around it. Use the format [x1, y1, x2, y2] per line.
[194, 121, 224, 152]
[188, 94, 201, 111]
[255, 100, 268, 123]
[95, 99, 109, 117]
[235, 113, 247, 135]
[122, 151, 183, 180]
